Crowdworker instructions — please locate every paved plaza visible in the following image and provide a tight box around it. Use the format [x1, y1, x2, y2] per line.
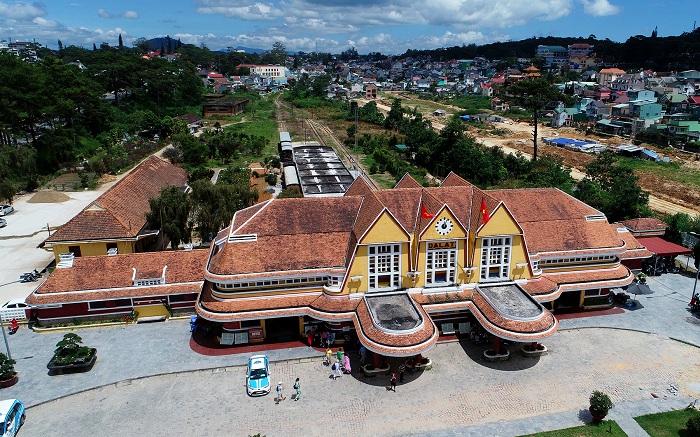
[0, 272, 695, 436]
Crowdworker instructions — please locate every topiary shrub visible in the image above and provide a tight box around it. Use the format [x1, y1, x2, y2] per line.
[53, 333, 94, 365]
[687, 415, 700, 434]
[589, 390, 613, 415]
[0, 353, 16, 381]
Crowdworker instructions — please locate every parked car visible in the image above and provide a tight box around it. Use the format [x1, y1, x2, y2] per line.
[0, 399, 25, 436]
[0, 205, 13, 217]
[246, 355, 271, 396]
[0, 218, 5, 228]
[0, 300, 33, 322]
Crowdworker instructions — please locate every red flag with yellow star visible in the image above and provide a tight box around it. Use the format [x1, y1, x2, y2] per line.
[480, 199, 490, 224]
[421, 204, 436, 219]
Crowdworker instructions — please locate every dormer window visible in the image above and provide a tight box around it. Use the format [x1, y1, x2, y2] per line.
[425, 241, 457, 286]
[367, 244, 401, 292]
[132, 266, 167, 286]
[480, 237, 511, 281]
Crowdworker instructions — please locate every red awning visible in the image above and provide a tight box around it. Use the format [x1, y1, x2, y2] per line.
[638, 237, 692, 257]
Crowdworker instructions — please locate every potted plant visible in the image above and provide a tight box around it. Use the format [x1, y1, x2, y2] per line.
[0, 353, 17, 388]
[589, 390, 613, 421]
[48, 333, 97, 375]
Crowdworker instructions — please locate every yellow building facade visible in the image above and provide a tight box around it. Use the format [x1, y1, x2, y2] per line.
[198, 173, 644, 357]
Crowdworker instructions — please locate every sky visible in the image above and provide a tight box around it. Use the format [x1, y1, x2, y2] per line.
[0, 1, 698, 55]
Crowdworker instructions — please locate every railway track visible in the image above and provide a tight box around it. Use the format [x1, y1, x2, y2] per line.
[306, 118, 377, 189]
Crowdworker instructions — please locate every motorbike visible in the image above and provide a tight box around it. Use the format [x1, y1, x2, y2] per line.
[8, 319, 18, 335]
[690, 295, 700, 312]
[19, 269, 41, 283]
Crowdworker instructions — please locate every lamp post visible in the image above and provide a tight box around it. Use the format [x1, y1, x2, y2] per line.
[0, 317, 11, 360]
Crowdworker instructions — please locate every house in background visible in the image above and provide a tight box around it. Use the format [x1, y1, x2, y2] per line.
[42, 156, 188, 263]
[598, 68, 626, 87]
[202, 97, 249, 117]
[174, 113, 204, 134]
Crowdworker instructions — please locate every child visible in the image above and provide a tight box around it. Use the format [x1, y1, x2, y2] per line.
[325, 348, 333, 365]
[276, 382, 285, 402]
[389, 373, 397, 391]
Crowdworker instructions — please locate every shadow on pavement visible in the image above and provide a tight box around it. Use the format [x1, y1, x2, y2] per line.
[458, 340, 541, 371]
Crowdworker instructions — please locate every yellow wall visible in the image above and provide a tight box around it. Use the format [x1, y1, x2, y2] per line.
[470, 205, 532, 282]
[478, 206, 521, 236]
[343, 211, 410, 294]
[360, 211, 409, 244]
[50, 241, 134, 263]
[421, 209, 466, 241]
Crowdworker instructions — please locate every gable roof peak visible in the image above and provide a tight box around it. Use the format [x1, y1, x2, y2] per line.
[440, 172, 473, 188]
[394, 173, 422, 189]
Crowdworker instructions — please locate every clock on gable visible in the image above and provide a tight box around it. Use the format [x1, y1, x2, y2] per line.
[435, 217, 454, 236]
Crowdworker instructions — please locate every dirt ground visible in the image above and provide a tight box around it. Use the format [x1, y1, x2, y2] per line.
[482, 122, 700, 210]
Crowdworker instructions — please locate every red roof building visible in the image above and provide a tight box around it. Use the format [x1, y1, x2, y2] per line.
[42, 156, 188, 262]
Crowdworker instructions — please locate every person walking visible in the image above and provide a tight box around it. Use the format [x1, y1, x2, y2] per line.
[399, 363, 406, 383]
[276, 382, 285, 402]
[358, 344, 367, 365]
[325, 348, 333, 366]
[333, 360, 343, 379]
[389, 373, 397, 392]
[293, 378, 301, 401]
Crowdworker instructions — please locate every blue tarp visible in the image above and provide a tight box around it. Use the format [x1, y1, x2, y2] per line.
[641, 149, 659, 160]
[549, 138, 590, 147]
[460, 115, 470, 121]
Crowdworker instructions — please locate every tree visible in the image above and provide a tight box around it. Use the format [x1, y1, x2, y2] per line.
[133, 37, 150, 53]
[384, 98, 404, 130]
[574, 151, 650, 222]
[506, 77, 569, 161]
[118, 34, 123, 48]
[57, 40, 63, 51]
[662, 213, 692, 245]
[189, 176, 257, 242]
[146, 185, 192, 249]
[270, 42, 287, 65]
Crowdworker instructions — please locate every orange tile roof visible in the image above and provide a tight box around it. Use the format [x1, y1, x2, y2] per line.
[489, 188, 622, 255]
[27, 249, 208, 305]
[543, 264, 633, 289]
[613, 224, 653, 260]
[208, 197, 362, 276]
[394, 174, 422, 189]
[619, 218, 667, 233]
[46, 156, 188, 243]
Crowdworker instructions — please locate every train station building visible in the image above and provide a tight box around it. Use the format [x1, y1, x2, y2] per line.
[197, 172, 647, 357]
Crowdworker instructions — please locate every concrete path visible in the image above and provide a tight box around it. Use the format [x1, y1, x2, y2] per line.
[2, 271, 698, 436]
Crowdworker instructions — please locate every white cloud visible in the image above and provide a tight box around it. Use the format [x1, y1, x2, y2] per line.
[195, 0, 282, 20]
[97, 8, 112, 19]
[207, 0, 577, 34]
[122, 10, 139, 19]
[580, 0, 620, 16]
[0, 1, 46, 21]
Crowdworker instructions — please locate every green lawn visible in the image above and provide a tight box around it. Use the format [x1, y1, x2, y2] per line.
[634, 409, 700, 437]
[521, 420, 626, 436]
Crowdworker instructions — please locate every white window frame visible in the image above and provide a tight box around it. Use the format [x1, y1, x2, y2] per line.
[480, 237, 512, 281]
[425, 242, 457, 287]
[368, 244, 402, 292]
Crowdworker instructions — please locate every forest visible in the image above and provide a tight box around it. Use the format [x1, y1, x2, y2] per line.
[0, 43, 209, 202]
